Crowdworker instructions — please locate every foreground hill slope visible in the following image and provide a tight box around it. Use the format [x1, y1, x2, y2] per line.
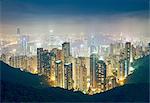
[0, 55, 149, 102]
[0, 61, 48, 88]
[126, 55, 149, 84]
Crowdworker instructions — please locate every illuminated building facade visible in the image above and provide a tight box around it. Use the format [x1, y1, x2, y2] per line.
[0, 54, 6, 63]
[9, 55, 28, 70]
[49, 50, 56, 86]
[37, 48, 44, 74]
[96, 60, 106, 92]
[64, 63, 73, 90]
[62, 42, 70, 63]
[118, 60, 125, 80]
[27, 56, 37, 74]
[90, 53, 98, 88]
[20, 35, 29, 55]
[42, 50, 51, 76]
[75, 57, 87, 91]
[55, 60, 63, 88]
[125, 42, 131, 75]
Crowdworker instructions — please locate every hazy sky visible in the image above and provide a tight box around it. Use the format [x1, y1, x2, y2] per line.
[1, 0, 149, 39]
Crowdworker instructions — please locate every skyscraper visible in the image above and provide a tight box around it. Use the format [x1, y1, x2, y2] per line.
[16, 28, 29, 56]
[37, 48, 43, 74]
[96, 60, 107, 92]
[55, 49, 64, 87]
[90, 53, 98, 88]
[55, 60, 63, 88]
[64, 63, 73, 90]
[118, 60, 125, 80]
[49, 50, 56, 86]
[42, 50, 51, 76]
[62, 42, 71, 63]
[125, 42, 131, 75]
[75, 57, 87, 91]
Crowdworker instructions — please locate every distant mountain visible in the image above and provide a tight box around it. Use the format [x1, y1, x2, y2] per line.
[0, 55, 149, 102]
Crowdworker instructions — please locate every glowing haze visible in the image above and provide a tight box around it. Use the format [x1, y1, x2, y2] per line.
[1, 0, 149, 41]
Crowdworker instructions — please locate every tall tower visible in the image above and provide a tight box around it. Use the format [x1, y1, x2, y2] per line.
[64, 63, 73, 90]
[75, 57, 87, 91]
[21, 35, 29, 55]
[55, 60, 63, 88]
[90, 53, 98, 88]
[90, 35, 97, 54]
[96, 60, 106, 92]
[118, 60, 125, 80]
[62, 42, 71, 63]
[16, 28, 21, 55]
[42, 50, 51, 76]
[125, 42, 131, 76]
[48, 29, 55, 50]
[37, 48, 43, 74]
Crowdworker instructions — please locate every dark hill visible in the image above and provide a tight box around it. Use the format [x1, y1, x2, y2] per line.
[0, 61, 48, 88]
[0, 55, 149, 102]
[126, 55, 149, 84]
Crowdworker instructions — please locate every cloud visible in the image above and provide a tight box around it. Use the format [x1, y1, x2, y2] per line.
[1, 0, 149, 22]
[1, 0, 149, 41]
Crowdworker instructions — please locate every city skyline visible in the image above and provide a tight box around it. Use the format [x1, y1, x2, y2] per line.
[1, 40, 150, 95]
[0, 0, 149, 102]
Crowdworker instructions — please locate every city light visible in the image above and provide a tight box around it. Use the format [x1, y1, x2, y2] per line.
[1, 0, 149, 102]
[49, 29, 54, 33]
[1, 34, 150, 95]
[1, 38, 149, 95]
[118, 77, 125, 85]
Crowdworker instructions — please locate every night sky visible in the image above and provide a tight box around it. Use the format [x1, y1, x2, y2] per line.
[1, 0, 149, 39]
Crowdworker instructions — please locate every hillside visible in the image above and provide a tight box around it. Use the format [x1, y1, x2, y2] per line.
[0, 61, 48, 88]
[126, 55, 149, 84]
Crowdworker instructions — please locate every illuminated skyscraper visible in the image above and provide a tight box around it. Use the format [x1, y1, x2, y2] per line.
[20, 35, 29, 55]
[118, 60, 125, 80]
[125, 42, 131, 75]
[132, 45, 136, 60]
[49, 50, 56, 86]
[90, 35, 97, 54]
[96, 60, 106, 92]
[62, 42, 71, 63]
[42, 50, 51, 76]
[64, 63, 73, 90]
[16, 28, 29, 55]
[75, 57, 87, 91]
[62, 42, 72, 89]
[75, 58, 80, 89]
[37, 48, 43, 74]
[90, 53, 98, 88]
[55, 60, 63, 88]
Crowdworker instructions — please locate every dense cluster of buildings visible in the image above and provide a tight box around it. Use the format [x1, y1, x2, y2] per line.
[1, 29, 150, 94]
[1, 40, 150, 94]
[1, 54, 37, 74]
